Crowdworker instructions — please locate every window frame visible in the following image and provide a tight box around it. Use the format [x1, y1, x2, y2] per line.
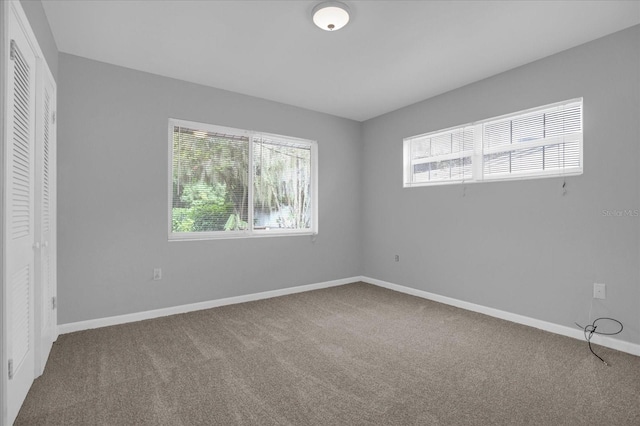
[168, 118, 318, 241]
[403, 98, 583, 188]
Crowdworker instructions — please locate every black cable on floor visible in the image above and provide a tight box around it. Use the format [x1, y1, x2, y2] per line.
[575, 318, 623, 366]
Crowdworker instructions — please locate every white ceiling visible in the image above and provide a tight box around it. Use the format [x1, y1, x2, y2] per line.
[41, 0, 640, 122]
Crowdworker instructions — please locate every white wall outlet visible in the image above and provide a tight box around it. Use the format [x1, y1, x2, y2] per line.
[395, 254, 400, 262]
[593, 283, 606, 299]
[153, 268, 162, 281]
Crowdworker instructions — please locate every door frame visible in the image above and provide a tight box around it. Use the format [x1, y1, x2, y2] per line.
[1, 0, 8, 424]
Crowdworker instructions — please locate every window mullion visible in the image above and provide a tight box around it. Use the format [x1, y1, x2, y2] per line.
[472, 124, 483, 181]
[248, 135, 255, 235]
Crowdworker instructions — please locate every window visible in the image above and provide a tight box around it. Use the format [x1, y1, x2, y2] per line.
[169, 119, 317, 240]
[403, 98, 583, 187]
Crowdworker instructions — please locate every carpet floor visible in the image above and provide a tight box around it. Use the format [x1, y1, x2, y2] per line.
[15, 282, 640, 425]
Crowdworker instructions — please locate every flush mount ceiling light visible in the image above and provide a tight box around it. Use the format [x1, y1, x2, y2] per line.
[312, 1, 350, 31]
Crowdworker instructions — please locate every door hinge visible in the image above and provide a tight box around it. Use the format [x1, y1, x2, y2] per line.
[52, 296, 57, 310]
[10, 40, 17, 61]
[8, 359, 13, 380]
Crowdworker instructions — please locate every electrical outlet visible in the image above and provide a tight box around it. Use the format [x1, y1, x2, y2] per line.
[153, 268, 162, 281]
[395, 254, 400, 262]
[593, 283, 606, 299]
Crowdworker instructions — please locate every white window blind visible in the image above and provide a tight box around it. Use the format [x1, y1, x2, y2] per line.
[406, 126, 475, 184]
[403, 98, 583, 187]
[253, 135, 312, 231]
[172, 126, 249, 233]
[169, 119, 317, 240]
[483, 101, 582, 179]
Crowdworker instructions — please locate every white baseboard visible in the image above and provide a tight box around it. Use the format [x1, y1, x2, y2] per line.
[58, 275, 640, 358]
[57, 276, 359, 335]
[361, 276, 640, 357]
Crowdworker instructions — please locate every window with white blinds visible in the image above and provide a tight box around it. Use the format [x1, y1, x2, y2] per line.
[407, 126, 475, 184]
[253, 135, 313, 230]
[169, 119, 317, 240]
[403, 99, 583, 187]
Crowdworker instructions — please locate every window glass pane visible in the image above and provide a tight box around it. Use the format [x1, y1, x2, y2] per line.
[413, 158, 471, 182]
[484, 120, 511, 149]
[545, 105, 582, 137]
[483, 152, 511, 176]
[453, 128, 474, 152]
[512, 114, 544, 143]
[563, 140, 581, 168]
[431, 134, 452, 156]
[411, 137, 430, 160]
[409, 127, 474, 184]
[405, 99, 582, 187]
[412, 163, 431, 183]
[172, 126, 249, 233]
[450, 157, 473, 180]
[253, 137, 312, 230]
[544, 141, 581, 170]
[429, 160, 451, 181]
[511, 146, 543, 172]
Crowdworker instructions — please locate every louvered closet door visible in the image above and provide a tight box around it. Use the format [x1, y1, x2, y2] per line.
[35, 64, 57, 374]
[6, 8, 38, 425]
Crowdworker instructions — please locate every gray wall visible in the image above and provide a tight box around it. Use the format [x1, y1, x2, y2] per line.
[20, 0, 58, 81]
[55, 20, 640, 348]
[361, 25, 640, 345]
[57, 54, 362, 324]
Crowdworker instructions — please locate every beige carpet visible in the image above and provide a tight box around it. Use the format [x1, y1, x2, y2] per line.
[16, 282, 640, 425]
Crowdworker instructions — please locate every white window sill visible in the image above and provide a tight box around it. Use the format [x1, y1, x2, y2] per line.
[169, 230, 317, 242]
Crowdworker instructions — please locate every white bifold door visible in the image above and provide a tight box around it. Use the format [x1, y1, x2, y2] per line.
[4, 1, 57, 424]
[34, 52, 58, 378]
